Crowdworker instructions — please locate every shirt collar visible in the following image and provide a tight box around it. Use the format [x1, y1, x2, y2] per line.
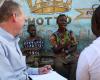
[0, 27, 20, 42]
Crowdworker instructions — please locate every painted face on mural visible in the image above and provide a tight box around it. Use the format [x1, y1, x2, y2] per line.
[57, 16, 67, 28]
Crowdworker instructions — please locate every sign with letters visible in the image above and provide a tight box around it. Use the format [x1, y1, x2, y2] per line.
[17, 0, 99, 52]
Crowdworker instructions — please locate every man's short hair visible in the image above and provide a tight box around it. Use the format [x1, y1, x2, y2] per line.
[92, 5, 100, 37]
[0, 0, 21, 23]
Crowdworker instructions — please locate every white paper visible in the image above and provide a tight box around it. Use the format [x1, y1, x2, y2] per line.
[29, 71, 67, 80]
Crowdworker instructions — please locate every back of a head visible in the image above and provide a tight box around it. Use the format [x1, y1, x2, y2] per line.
[92, 6, 100, 37]
[0, 0, 21, 23]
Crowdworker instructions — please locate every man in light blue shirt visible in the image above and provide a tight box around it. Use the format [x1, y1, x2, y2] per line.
[0, 1, 51, 80]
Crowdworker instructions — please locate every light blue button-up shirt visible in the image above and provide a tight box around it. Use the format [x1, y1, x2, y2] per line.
[0, 28, 38, 80]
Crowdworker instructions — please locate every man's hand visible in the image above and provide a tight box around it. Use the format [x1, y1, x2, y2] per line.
[38, 65, 52, 75]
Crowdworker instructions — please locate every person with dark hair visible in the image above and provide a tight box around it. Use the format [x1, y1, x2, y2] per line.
[0, 1, 51, 80]
[50, 14, 78, 80]
[22, 24, 44, 67]
[76, 6, 100, 80]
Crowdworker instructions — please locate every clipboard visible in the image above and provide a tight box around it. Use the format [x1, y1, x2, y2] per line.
[29, 71, 68, 80]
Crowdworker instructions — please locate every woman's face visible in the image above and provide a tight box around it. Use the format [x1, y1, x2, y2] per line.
[57, 16, 67, 28]
[28, 26, 36, 36]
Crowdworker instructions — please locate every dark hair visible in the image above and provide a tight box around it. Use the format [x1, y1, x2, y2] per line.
[91, 6, 100, 37]
[69, 30, 73, 34]
[0, 1, 21, 23]
[56, 14, 67, 24]
[27, 24, 35, 32]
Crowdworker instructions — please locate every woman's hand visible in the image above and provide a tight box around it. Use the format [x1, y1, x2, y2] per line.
[38, 65, 52, 75]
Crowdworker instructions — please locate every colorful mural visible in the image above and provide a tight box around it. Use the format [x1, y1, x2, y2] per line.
[17, 0, 100, 53]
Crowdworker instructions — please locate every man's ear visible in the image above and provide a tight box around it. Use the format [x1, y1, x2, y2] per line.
[11, 13, 17, 23]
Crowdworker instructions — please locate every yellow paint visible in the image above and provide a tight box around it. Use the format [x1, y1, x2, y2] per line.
[27, 0, 72, 14]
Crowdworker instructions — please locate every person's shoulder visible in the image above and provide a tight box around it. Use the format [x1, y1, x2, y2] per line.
[51, 31, 58, 37]
[80, 42, 99, 65]
[67, 30, 74, 34]
[34, 36, 43, 41]
[23, 37, 30, 42]
[80, 45, 95, 56]
[0, 40, 8, 56]
[81, 41, 99, 56]
[0, 35, 10, 44]
[50, 33, 56, 40]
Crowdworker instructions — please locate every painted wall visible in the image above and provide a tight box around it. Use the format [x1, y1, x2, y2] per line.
[17, 0, 99, 53]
